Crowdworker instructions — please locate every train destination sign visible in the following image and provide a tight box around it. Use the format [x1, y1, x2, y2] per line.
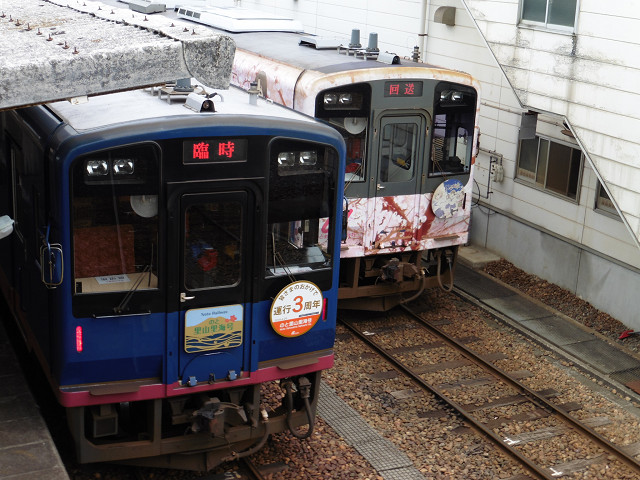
[270, 281, 323, 338]
[383, 81, 424, 98]
[183, 138, 248, 164]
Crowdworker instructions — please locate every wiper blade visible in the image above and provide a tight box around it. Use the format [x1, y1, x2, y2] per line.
[114, 265, 151, 314]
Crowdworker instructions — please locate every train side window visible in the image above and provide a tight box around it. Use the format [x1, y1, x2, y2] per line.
[7, 135, 47, 259]
[71, 144, 159, 295]
[430, 84, 476, 177]
[184, 201, 242, 290]
[266, 140, 338, 277]
[380, 122, 417, 183]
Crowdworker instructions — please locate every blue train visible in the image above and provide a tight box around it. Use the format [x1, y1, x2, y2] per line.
[0, 83, 345, 470]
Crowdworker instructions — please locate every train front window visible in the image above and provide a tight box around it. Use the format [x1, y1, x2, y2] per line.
[267, 140, 338, 277]
[380, 121, 418, 183]
[184, 201, 242, 290]
[326, 117, 368, 183]
[315, 84, 371, 185]
[71, 144, 159, 295]
[429, 83, 477, 177]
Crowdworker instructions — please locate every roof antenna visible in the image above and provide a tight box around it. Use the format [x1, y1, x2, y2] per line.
[349, 29, 361, 49]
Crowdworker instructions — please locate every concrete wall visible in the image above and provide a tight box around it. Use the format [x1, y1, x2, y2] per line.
[470, 206, 640, 329]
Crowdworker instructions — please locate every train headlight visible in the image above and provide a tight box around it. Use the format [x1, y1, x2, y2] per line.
[338, 93, 352, 105]
[86, 160, 108, 176]
[323, 93, 338, 105]
[299, 151, 317, 165]
[440, 90, 465, 102]
[277, 152, 296, 167]
[113, 159, 135, 175]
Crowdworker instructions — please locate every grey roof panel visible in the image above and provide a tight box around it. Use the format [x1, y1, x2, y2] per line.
[0, 0, 235, 111]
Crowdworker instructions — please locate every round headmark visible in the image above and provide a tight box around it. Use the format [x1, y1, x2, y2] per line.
[270, 280, 323, 338]
[431, 179, 465, 219]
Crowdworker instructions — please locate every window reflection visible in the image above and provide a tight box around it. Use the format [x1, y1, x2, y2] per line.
[430, 84, 476, 177]
[327, 117, 368, 183]
[184, 201, 242, 290]
[72, 144, 159, 295]
[267, 140, 337, 277]
[380, 122, 418, 183]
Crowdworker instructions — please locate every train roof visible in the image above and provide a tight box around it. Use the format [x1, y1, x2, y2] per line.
[0, 0, 235, 112]
[170, 6, 473, 79]
[47, 84, 318, 132]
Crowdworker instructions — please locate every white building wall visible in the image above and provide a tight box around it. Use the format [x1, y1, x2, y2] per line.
[234, 0, 640, 324]
[464, 0, 640, 250]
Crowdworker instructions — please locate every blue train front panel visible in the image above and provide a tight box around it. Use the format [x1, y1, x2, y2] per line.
[51, 114, 343, 405]
[0, 88, 345, 467]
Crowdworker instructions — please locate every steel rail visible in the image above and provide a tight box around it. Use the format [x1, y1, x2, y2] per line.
[340, 300, 640, 479]
[339, 314, 550, 480]
[239, 458, 267, 480]
[444, 288, 640, 475]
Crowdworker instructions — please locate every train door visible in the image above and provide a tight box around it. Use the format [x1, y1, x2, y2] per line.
[369, 114, 428, 251]
[169, 186, 254, 386]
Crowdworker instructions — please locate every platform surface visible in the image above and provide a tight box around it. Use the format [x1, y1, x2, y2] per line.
[0, 321, 69, 480]
[456, 247, 640, 398]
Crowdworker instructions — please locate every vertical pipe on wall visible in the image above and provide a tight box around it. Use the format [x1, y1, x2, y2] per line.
[420, 0, 430, 62]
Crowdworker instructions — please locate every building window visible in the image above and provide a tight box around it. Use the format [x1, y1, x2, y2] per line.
[595, 182, 619, 217]
[521, 0, 577, 29]
[517, 135, 583, 200]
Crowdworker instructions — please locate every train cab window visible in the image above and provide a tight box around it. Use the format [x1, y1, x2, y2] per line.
[71, 144, 159, 295]
[429, 83, 476, 177]
[315, 84, 371, 184]
[184, 201, 242, 290]
[266, 140, 338, 277]
[327, 117, 368, 183]
[380, 121, 418, 183]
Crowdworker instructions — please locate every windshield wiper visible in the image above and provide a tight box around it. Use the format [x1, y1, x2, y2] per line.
[113, 264, 151, 315]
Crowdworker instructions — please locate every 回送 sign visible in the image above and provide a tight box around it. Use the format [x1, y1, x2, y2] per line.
[383, 81, 424, 97]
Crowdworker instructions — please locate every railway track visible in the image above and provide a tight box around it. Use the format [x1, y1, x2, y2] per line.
[338, 300, 640, 479]
[133, 458, 270, 480]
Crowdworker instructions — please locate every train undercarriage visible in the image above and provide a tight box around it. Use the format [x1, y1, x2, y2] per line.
[66, 373, 320, 471]
[338, 247, 458, 311]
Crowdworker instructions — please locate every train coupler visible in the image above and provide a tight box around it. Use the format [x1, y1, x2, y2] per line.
[380, 258, 420, 282]
[191, 398, 248, 436]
